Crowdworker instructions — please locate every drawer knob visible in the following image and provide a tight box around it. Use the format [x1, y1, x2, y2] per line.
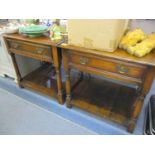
[36, 48, 44, 54]
[116, 64, 129, 74]
[79, 57, 89, 65]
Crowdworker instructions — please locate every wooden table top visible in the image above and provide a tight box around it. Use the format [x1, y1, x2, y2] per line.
[3, 33, 64, 46]
[59, 43, 155, 67]
[3, 33, 155, 67]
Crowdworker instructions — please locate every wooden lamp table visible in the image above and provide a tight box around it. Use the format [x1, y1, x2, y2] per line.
[3, 34, 64, 104]
[61, 44, 155, 133]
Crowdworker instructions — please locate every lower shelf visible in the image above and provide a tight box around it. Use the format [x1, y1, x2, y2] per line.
[71, 76, 137, 126]
[20, 64, 59, 99]
[20, 64, 82, 101]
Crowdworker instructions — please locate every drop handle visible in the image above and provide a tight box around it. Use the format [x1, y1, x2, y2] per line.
[116, 64, 129, 74]
[12, 43, 20, 49]
[36, 48, 44, 54]
[79, 57, 89, 65]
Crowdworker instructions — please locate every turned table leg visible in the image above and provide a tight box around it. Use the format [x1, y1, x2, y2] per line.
[56, 67, 64, 104]
[62, 49, 72, 108]
[52, 47, 64, 104]
[65, 70, 72, 108]
[127, 67, 155, 133]
[127, 95, 145, 133]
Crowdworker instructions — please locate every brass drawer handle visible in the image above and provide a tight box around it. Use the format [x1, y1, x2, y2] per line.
[116, 64, 129, 74]
[79, 57, 89, 65]
[11, 43, 20, 49]
[36, 48, 44, 54]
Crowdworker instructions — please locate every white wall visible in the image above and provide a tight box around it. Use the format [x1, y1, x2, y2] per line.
[130, 19, 155, 34]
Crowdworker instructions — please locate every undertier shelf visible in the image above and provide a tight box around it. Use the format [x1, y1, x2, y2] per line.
[20, 63, 59, 98]
[20, 64, 82, 100]
[71, 76, 137, 126]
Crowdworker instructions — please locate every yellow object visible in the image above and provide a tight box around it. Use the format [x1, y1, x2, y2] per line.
[128, 40, 154, 57]
[50, 23, 62, 41]
[68, 19, 129, 52]
[147, 33, 155, 40]
[129, 35, 155, 57]
[119, 29, 146, 51]
[119, 30, 155, 57]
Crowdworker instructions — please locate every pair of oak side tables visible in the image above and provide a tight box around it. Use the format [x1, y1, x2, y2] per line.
[3, 34, 155, 133]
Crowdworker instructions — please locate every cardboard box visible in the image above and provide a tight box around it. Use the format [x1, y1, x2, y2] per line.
[68, 19, 129, 52]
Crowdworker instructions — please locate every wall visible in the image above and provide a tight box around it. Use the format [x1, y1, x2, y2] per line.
[130, 19, 155, 34]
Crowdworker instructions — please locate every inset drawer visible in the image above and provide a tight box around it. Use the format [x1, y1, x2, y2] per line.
[6, 39, 53, 62]
[68, 51, 147, 81]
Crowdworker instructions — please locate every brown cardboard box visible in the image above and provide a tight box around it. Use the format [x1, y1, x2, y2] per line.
[68, 19, 129, 52]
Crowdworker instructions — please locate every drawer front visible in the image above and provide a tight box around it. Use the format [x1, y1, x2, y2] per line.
[6, 39, 53, 62]
[68, 52, 147, 80]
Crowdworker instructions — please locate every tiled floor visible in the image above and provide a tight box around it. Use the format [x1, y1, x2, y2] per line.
[0, 76, 154, 135]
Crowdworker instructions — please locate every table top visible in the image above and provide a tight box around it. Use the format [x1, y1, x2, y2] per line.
[60, 43, 155, 67]
[3, 33, 155, 67]
[3, 33, 64, 46]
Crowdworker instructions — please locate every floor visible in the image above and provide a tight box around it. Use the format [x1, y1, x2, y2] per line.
[0, 76, 155, 135]
[0, 87, 96, 135]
